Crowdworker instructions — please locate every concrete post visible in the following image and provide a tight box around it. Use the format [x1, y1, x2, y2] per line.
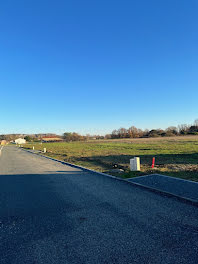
[44, 148, 46, 153]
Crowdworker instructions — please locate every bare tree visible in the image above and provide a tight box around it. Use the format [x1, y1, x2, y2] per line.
[178, 124, 190, 134]
[166, 126, 178, 135]
[118, 128, 128, 138]
[128, 126, 139, 138]
[194, 119, 198, 127]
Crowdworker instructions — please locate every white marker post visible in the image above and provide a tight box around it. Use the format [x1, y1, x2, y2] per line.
[33, 146, 34, 150]
[130, 157, 140, 171]
[44, 148, 46, 153]
[0, 146, 3, 155]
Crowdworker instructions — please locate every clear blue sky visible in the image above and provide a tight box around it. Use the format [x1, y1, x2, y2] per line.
[0, 0, 197, 135]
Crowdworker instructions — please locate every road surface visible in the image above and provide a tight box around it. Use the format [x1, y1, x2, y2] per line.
[0, 146, 198, 264]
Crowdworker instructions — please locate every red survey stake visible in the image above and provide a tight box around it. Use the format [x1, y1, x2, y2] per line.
[151, 157, 155, 168]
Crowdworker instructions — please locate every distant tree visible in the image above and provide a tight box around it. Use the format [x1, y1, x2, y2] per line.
[163, 131, 174, 137]
[148, 129, 164, 137]
[142, 129, 149, 137]
[194, 119, 198, 127]
[128, 126, 139, 138]
[63, 132, 72, 141]
[24, 136, 32, 142]
[178, 124, 190, 135]
[111, 129, 119, 139]
[63, 132, 85, 142]
[105, 134, 111, 139]
[0, 135, 6, 140]
[165, 126, 178, 136]
[188, 125, 198, 134]
[118, 128, 128, 138]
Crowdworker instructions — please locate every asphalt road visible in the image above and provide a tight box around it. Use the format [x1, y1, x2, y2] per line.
[0, 146, 198, 264]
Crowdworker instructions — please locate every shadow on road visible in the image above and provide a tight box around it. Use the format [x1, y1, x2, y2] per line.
[0, 171, 93, 263]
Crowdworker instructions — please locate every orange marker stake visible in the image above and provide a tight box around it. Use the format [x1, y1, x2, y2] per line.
[151, 157, 155, 168]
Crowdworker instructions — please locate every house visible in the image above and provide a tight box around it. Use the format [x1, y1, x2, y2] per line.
[15, 138, 26, 144]
[42, 136, 63, 142]
[0, 140, 7, 145]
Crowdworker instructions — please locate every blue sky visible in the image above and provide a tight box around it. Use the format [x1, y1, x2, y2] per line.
[0, 0, 197, 135]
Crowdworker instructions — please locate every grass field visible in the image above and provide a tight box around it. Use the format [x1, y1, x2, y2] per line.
[22, 135, 198, 181]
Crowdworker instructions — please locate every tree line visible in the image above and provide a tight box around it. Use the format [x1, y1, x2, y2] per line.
[62, 119, 198, 141]
[0, 119, 197, 142]
[108, 119, 198, 139]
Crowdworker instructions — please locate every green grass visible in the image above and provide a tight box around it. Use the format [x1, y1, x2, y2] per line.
[22, 136, 198, 181]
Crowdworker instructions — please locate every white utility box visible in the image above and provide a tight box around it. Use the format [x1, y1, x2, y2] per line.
[130, 157, 140, 171]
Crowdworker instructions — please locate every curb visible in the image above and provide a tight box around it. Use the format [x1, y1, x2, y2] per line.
[21, 147, 198, 207]
[21, 148, 119, 180]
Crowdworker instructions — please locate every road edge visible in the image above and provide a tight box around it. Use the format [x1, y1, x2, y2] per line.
[20, 147, 198, 207]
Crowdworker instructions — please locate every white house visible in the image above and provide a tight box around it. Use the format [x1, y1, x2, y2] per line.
[15, 138, 26, 144]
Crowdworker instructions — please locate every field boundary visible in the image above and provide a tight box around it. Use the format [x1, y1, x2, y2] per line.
[20, 147, 198, 207]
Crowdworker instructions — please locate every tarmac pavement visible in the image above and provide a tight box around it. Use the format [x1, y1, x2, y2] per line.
[0, 146, 198, 264]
